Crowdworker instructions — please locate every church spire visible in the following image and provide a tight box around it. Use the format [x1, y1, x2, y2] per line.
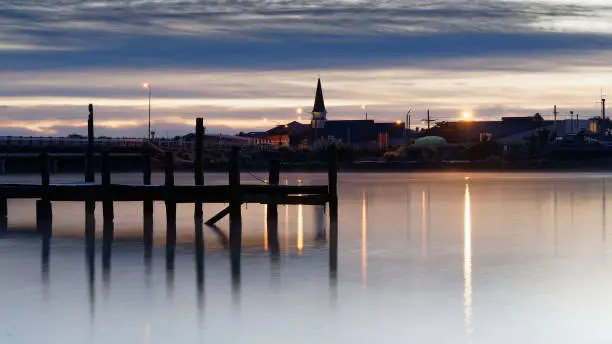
[311, 78, 327, 129]
[312, 78, 326, 114]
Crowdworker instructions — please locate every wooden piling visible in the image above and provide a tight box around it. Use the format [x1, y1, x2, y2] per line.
[102, 152, 114, 269]
[40, 152, 50, 188]
[85, 104, 96, 262]
[165, 151, 176, 271]
[328, 145, 338, 276]
[229, 147, 242, 280]
[267, 159, 280, 255]
[143, 154, 153, 259]
[194, 118, 205, 281]
[0, 197, 7, 233]
[85, 104, 95, 183]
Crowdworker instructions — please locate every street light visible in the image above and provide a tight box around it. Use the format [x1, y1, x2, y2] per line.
[142, 83, 152, 141]
[361, 105, 368, 120]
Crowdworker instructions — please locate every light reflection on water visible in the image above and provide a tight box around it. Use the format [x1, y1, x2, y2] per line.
[464, 183, 472, 336]
[1, 172, 612, 343]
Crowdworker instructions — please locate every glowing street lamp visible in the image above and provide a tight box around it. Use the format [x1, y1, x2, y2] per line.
[361, 105, 368, 120]
[142, 83, 152, 141]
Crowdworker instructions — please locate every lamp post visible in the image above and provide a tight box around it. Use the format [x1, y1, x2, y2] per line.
[142, 83, 152, 141]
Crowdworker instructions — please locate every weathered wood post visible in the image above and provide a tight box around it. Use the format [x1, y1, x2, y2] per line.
[143, 154, 153, 259]
[267, 159, 280, 256]
[85, 104, 96, 263]
[102, 152, 114, 269]
[194, 118, 205, 283]
[328, 145, 339, 276]
[229, 147, 242, 281]
[0, 195, 7, 233]
[165, 151, 176, 271]
[86, 104, 95, 182]
[39, 153, 52, 263]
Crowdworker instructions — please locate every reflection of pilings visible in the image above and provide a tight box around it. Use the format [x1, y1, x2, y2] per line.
[165, 152, 176, 271]
[315, 205, 326, 242]
[463, 183, 473, 336]
[85, 200, 96, 267]
[87, 249, 96, 323]
[165, 152, 177, 301]
[361, 190, 367, 286]
[102, 152, 114, 271]
[143, 154, 153, 262]
[39, 153, 52, 277]
[328, 145, 338, 278]
[229, 147, 242, 284]
[267, 160, 280, 257]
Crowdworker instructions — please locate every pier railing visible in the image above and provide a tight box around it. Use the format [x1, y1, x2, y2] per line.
[0, 136, 146, 148]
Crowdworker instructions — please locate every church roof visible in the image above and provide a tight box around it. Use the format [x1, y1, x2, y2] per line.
[312, 78, 326, 114]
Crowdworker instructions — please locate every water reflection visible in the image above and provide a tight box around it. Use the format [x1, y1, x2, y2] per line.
[264, 204, 268, 252]
[603, 180, 607, 243]
[297, 204, 304, 255]
[463, 183, 473, 336]
[362, 190, 367, 286]
[421, 189, 429, 257]
[284, 205, 289, 255]
[553, 189, 558, 255]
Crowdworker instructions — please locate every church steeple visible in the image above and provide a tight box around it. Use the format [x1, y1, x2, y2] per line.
[311, 78, 327, 129]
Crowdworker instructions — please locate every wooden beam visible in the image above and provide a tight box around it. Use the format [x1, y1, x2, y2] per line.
[205, 205, 232, 226]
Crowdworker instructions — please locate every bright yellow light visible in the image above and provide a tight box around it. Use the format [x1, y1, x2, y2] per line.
[142, 83, 150, 89]
[463, 111, 472, 120]
[361, 105, 367, 110]
[296, 107, 303, 114]
[395, 120, 403, 125]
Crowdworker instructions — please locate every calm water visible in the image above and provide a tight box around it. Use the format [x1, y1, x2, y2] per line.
[0, 172, 611, 343]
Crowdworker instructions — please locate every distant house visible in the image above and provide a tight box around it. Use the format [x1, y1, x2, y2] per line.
[432, 115, 599, 144]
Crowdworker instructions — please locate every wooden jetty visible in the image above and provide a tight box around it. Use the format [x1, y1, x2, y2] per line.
[0, 104, 339, 278]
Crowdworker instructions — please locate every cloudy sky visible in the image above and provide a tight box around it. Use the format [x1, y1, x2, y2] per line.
[2, 0, 612, 136]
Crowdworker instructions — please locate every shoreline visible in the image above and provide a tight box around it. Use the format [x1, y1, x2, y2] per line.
[1, 161, 612, 175]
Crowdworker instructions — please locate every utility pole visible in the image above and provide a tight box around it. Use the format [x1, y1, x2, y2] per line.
[422, 109, 436, 130]
[602, 90, 606, 121]
[406, 109, 413, 144]
[553, 105, 558, 135]
[602, 91, 606, 134]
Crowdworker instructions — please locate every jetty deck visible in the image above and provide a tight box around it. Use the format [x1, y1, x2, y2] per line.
[0, 104, 339, 281]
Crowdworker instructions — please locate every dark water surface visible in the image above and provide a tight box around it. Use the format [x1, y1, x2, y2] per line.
[1, 172, 611, 343]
